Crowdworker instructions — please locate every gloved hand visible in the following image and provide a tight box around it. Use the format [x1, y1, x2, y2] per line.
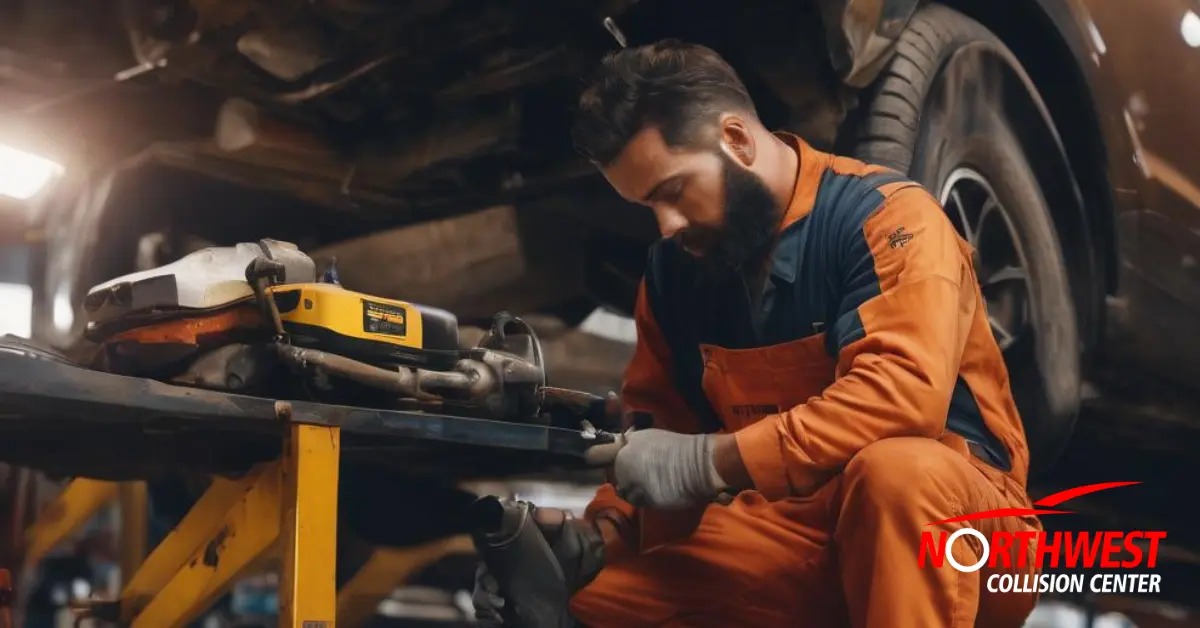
[470, 505, 606, 627]
[612, 428, 729, 509]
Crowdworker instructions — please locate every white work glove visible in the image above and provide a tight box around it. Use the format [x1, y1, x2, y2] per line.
[612, 428, 728, 509]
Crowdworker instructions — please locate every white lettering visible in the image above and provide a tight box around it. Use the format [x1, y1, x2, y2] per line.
[1090, 574, 1162, 594]
[1025, 574, 1086, 593]
[1065, 574, 1085, 593]
[980, 572, 1089, 594]
[945, 528, 990, 573]
[1017, 573, 1036, 595]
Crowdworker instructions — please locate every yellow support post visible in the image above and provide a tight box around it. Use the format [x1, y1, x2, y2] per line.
[112, 417, 344, 627]
[130, 465, 284, 628]
[23, 479, 119, 568]
[335, 536, 474, 628]
[278, 423, 341, 628]
[118, 474, 261, 622]
[118, 481, 149, 585]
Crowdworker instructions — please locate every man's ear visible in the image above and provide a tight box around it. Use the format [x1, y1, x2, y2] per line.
[719, 115, 755, 167]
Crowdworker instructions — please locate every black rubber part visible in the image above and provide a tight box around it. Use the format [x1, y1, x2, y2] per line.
[846, 4, 992, 171]
[844, 3, 1081, 479]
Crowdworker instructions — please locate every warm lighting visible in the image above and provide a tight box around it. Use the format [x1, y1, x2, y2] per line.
[0, 283, 32, 338]
[53, 288, 74, 333]
[580, 307, 636, 344]
[1183, 11, 1200, 48]
[0, 143, 63, 200]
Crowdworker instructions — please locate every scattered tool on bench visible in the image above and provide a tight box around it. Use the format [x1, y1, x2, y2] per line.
[81, 238, 623, 432]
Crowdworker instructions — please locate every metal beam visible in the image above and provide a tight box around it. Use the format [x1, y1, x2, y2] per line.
[130, 466, 283, 628]
[23, 479, 118, 568]
[278, 423, 341, 628]
[119, 475, 253, 622]
[118, 481, 149, 586]
[335, 536, 473, 628]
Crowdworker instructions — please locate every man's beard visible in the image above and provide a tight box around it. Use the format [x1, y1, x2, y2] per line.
[680, 152, 782, 275]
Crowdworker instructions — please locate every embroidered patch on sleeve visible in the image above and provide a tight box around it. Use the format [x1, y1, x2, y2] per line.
[887, 226, 914, 249]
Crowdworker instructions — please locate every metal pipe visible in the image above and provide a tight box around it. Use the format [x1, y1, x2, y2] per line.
[275, 344, 418, 395]
[274, 344, 502, 400]
[413, 359, 499, 399]
[451, 359, 499, 398]
[275, 52, 398, 104]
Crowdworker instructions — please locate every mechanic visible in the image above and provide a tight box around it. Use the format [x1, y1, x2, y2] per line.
[476, 40, 1042, 628]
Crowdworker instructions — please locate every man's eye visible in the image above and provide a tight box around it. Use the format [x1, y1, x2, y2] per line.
[664, 181, 685, 201]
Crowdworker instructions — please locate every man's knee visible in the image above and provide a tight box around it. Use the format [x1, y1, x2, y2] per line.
[841, 438, 965, 518]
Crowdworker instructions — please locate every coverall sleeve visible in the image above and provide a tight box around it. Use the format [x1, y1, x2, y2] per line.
[735, 184, 977, 498]
[583, 280, 703, 547]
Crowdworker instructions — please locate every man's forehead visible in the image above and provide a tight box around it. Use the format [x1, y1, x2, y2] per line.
[603, 127, 674, 196]
[602, 126, 709, 201]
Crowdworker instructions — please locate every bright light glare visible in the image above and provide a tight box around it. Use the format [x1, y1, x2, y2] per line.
[0, 283, 33, 338]
[1183, 11, 1200, 48]
[0, 144, 63, 200]
[53, 289, 74, 333]
[580, 307, 636, 345]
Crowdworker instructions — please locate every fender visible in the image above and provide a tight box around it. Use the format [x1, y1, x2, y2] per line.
[1028, 0, 1200, 382]
[1028, 0, 1146, 223]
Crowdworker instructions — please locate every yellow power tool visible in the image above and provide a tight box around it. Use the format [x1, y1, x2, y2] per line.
[267, 282, 461, 371]
[82, 239, 618, 428]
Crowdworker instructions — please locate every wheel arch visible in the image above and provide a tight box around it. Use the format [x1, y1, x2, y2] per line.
[937, 0, 1119, 351]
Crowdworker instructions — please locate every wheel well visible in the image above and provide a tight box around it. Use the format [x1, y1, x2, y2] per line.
[939, 0, 1118, 297]
[927, 0, 1117, 354]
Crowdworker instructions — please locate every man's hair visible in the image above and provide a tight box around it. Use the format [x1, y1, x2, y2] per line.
[571, 40, 757, 166]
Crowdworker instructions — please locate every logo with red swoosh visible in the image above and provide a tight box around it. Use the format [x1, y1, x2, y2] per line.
[918, 482, 1168, 597]
[925, 481, 1142, 526]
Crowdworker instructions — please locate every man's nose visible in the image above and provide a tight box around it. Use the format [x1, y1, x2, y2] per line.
[654, 206, 688, 239]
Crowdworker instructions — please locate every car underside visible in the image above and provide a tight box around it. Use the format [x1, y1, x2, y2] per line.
[1, 0, 919, 328]
[4, 0, 1200, 613]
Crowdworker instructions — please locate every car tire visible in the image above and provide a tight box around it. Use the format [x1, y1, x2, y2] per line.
[843, 3, 1081, 478]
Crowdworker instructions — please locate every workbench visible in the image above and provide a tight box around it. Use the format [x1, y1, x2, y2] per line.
[0, 337, 608, 627]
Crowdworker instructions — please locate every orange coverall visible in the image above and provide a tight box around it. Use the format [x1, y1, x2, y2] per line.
[570, 136, 1042, 627]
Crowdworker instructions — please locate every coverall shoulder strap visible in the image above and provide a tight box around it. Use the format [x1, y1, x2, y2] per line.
[644, 241, 724, 434]
[821, 168, 916, 358]
[860, 169, 912, 192]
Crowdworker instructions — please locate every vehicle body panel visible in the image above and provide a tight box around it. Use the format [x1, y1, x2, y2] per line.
[1035, 0, 1200, 379]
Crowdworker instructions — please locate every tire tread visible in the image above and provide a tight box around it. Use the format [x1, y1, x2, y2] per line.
[846, 2, 1082, 477]
[852, 3, 997, 171]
